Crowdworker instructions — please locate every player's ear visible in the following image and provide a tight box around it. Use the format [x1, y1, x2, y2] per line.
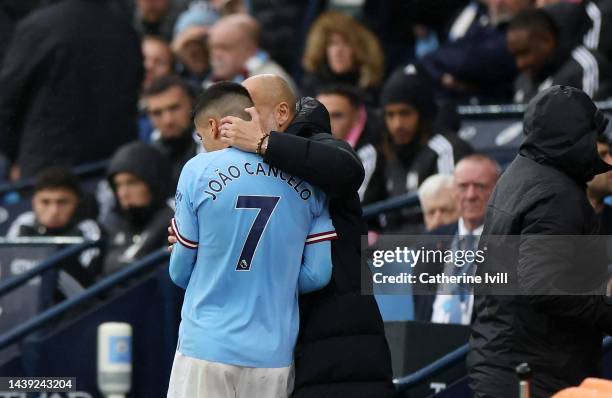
[276, 102, 291, 129]
[208, 118, 220, 139]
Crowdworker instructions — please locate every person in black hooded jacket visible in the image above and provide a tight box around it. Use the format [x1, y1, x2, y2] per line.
[508, 8, 612, 103]
[468, 85, 612, 398]
[102, 142, 174, 276]
[192, 74, 395, 397]
[381, 66, 473, 231]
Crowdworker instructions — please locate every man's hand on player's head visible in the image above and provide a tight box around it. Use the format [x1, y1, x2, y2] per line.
[219, 107, 267, 154]
[167, 226, 177, 252]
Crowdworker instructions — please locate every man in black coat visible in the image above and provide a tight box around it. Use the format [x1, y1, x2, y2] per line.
[468, 85, 612, 397]
[0, 0, 40, 65]
[173, 74, 395, 397]
[0, 0, 143, 180]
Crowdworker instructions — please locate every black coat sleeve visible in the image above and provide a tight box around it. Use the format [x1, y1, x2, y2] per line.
[518, 188, 612, 333]
[263, 131, 365, 198]
[0, 18, 48, 162]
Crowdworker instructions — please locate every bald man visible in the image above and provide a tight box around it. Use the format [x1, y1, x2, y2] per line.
[217, 74, 395, 397]
[217, 74, 295, 151]
[205, 15, 297, 93]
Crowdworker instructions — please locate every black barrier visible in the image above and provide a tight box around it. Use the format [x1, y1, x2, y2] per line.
[394, 336, 612, 396]
[457, 98, 612, 117]
[0, 265, 182, 397]
[0, 249, 169, 350]
[456, 99, 612, 152]
[362, 192, 420, 220]
[0, 245, 60, 364]
[0, 240, 98, 297]
[394, 343, 469, 393]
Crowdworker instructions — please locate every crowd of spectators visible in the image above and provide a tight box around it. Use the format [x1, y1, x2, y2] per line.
[0, 0, 611, 321]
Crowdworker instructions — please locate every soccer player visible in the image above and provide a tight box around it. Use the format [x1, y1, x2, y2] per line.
[170, 75, 395, 397]
[166, 82, 336, 398]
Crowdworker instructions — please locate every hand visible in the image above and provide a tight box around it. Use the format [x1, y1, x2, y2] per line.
[167, 226, 177, 252]
[220, 107, 267, 154]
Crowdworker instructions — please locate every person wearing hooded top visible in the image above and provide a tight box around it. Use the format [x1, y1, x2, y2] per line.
[102, 142, 173, 276]
[508, 8, 612, 103]
[539, 0, 612, 63]
[381, 66, 473, 231]
[468, 86, 612, 398]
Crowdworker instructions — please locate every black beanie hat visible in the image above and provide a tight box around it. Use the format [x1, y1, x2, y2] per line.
[381, 65, 437, 122]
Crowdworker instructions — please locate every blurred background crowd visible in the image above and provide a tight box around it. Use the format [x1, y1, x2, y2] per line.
[0, 0, 611, 322]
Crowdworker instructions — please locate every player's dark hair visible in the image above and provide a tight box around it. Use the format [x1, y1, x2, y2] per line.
[192, 81, 254, 120]
[508, 9, 558, 40]
[143, 75, 198, 100]
[316, 84, 364, 109]
[34, 167, 82, 198]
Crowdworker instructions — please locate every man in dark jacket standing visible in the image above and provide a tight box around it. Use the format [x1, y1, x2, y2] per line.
[469, 85, 612, 397]
[0, 0, 142, 180]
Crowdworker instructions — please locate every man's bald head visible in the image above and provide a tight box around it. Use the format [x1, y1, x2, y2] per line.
[208, 14, 261, 79]
[243, 74, 296, 115]
[242, 74, 296, 133]
[211, 14, 261, 46]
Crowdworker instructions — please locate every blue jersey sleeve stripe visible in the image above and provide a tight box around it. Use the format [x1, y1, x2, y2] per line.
[305, 231, 338, 245]
[172, 218, 198, 249]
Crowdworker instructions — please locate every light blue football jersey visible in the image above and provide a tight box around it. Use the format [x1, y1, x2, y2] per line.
[169, 147, 336, 368]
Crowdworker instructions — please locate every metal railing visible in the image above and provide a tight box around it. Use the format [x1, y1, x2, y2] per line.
[457, 98, 612, 117]
[0, 240, 100, 297]
[0, 236, 89, 246]
[362, 192, 420, 220]
[393, 335, 612, 394]
[394, 343, 469, 392]
[0, 249, 169, 350]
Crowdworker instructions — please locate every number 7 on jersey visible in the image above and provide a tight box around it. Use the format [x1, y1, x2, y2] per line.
[235, 195, 280, 271]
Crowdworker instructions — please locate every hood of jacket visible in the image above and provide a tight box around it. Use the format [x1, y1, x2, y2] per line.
[520, 85, 610, 184]
[107, 142, 171, 207]
[285, 97, 332, 138]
